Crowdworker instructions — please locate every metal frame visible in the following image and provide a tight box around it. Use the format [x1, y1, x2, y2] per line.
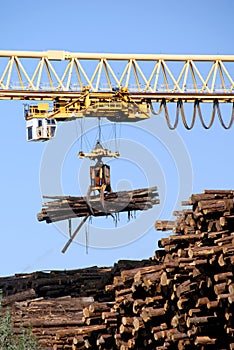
[62, 215, 89, 254]
[0, 50, 233, 102]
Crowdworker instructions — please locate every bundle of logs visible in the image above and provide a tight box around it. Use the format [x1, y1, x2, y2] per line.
[1, 189, 234, 349]
[37, 186, 159, 223]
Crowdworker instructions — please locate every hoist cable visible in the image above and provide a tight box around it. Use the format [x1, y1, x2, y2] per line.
[98, 117, 101, 142]
[114, 123, 118, 152]
[116, 122, 122, 152]
[78, 118, 92, 150]
[79, 119, 83, 150]
[85, 222, 89, 255]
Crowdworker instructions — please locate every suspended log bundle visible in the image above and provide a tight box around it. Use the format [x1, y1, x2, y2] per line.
[37, 186, 159, 223]
[1, 189, 234, 349]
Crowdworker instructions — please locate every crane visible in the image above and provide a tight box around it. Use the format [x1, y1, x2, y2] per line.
[0, 50, 233, 141]
[2, 49, 233, 251]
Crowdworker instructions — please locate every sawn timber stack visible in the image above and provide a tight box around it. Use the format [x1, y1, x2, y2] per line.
[37, 186, 159, 223]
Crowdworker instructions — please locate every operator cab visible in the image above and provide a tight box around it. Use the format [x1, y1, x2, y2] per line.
[26, 118, 57, 141]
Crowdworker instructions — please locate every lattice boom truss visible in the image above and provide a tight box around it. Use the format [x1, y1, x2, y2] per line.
[0, 50, 234, 101]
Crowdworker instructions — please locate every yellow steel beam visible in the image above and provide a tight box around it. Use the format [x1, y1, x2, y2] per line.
[1, 50, 234, 62]
[0, 50, 233, 102]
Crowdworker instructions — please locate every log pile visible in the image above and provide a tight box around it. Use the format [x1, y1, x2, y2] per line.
[0, 267, 113, 302]
[37, 186, 159, 223]
[11, 296, 95, 349]
[0, 261, 154, 349]
[0, 261, 154, 303]
[1, 189, 234, 349]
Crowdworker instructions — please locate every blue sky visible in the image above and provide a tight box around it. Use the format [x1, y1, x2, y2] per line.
[0, 0, 234, 276]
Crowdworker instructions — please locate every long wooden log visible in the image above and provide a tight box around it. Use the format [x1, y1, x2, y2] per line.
[38, 186, 159, 223]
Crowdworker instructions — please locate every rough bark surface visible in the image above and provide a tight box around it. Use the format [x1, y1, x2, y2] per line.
[1, 189, 234, 349]
[37, 187, 159, 223]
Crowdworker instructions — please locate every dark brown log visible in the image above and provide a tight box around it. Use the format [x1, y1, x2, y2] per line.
[153, 330, 166, 340]
[101, 311, 119, 320]
[96, 334, 112, 346]
[140, 307, 165, 322]
[207, 300, 219, 309]
[145, 295, 164, 306]
[85, 316, 102, 325]
[116, 287, 132, 297]
[177, 298, 188, 310]
[214, 282, 228, 295]
[186, 315, 217, 328]
[194, 336, 216, 345]
[3, 289, 37, 305]
[203, 189, 234, 195]
[133, 317, 144, 331]
[38, 186, 159, 223]
[119, 324, 133, 334]
[188, 245, 223, 258]
[155, 220, 175, 231]
[214, 271, 233, 282]
[171, 332, 188, 342]
[195, 297, 210, 307]
[188, 308, 201, 317]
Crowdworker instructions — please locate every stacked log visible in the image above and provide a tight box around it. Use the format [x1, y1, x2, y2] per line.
[0, 261, 153, 303]
[67, 189, 234, 350]
[37, 186, 159, 223]
[0, 267, 114, 302]
[11, 296, 94, 349]
[0, 261, 154, 349]
[1, 190, 234, 349]
[151, 189, 234, 349]
[103, 189, 234, 349]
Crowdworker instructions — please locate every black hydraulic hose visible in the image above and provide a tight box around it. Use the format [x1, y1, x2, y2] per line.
[179, 100, 197, 130]
[149, 101, 164, 115]
[216, 101, 234, 129]
[197, 102, 216, 129]
[162, 99, 179, 130]
[149, 98, 233, 130]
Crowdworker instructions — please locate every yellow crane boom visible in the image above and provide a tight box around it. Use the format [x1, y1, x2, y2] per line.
[0, 50, 234, 100]
[0, 50, 233, 139]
